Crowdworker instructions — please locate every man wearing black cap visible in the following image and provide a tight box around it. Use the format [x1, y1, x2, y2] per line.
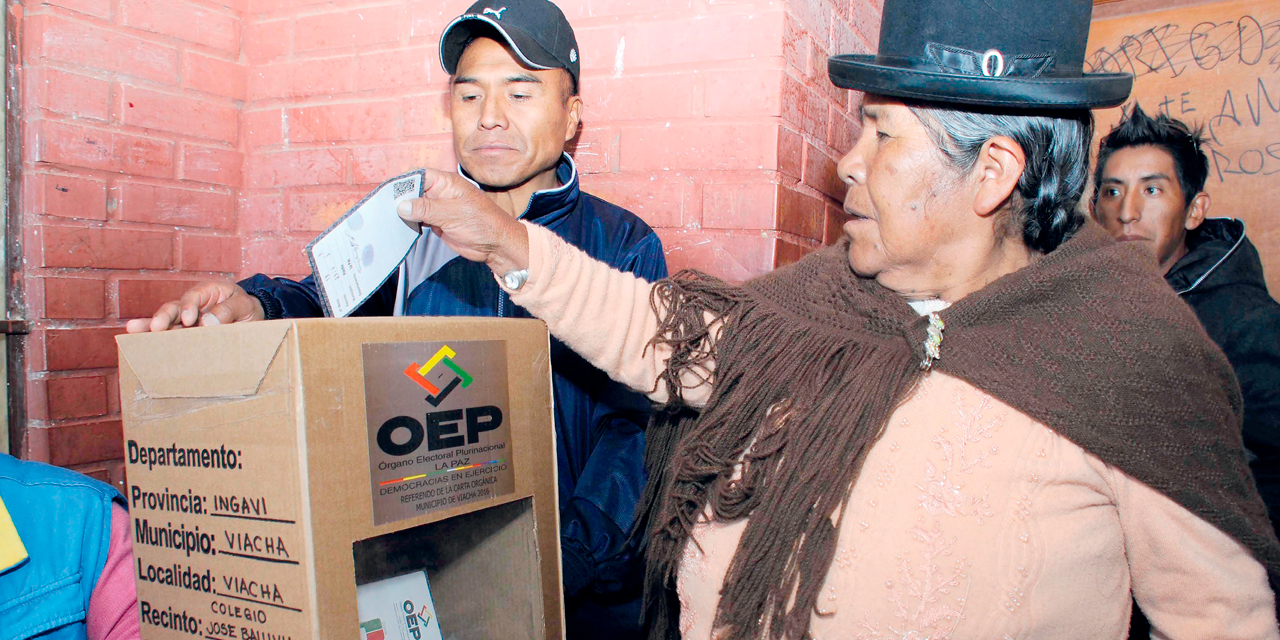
[127, 2, 665, 637]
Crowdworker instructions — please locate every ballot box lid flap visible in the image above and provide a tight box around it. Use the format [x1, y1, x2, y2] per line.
[116, 320, 293, 398]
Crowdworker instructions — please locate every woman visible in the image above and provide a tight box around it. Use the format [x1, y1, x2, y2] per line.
[400, 0, 1280, 637]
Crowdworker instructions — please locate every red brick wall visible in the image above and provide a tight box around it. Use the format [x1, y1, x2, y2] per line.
[12, 0, 880, 477]
[239, 0, 455, 280]
[238, 0, 877, 282]
[772, 0, 879, 269]
[567, 3, 789, 280]
[564, 0, 875, 280]
[15, 0, 246, 485]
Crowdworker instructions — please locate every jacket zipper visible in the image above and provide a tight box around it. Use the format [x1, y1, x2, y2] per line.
[1175, 219, 1246, 295]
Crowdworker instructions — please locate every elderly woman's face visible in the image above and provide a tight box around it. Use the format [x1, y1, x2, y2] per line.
[837, 96, 969, 291]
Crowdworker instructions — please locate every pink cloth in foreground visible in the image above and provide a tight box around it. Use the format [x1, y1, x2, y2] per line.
[87, 504, 140, 640]
[504, 221, 1279, 639]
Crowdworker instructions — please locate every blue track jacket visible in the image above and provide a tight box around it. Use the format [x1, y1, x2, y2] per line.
[240, 155, 666, 637]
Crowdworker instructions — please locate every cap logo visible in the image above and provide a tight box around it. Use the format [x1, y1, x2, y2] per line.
[569, 49, 577, 63]
[483, 7, 507, 19]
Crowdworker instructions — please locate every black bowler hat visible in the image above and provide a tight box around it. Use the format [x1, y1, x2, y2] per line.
[828, 0, 1132, 109]
[439, 0, 580, 85]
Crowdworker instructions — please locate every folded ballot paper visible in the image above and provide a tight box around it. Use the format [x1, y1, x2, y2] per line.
[305, 170, 425, 317]
[357, 571, 444, 640]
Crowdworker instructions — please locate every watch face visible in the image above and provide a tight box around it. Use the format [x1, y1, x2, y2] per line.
[504, 270, 527, 290]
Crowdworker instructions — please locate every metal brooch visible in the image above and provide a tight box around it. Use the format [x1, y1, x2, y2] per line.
[920, 312, 945, 370]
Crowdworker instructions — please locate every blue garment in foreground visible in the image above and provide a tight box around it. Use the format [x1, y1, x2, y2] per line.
[241, 155, 667, 638]
[0, 455, 123, 640]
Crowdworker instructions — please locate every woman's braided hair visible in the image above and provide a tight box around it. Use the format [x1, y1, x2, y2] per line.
[908, 103, 1095, 253]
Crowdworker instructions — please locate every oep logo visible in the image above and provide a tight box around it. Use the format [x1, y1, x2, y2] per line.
[379, 345, 503, 457]
[401, 600, 433, 640]
[402, 345, 471, 406]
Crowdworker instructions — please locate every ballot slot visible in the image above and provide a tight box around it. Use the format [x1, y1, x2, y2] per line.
[353, 498, 544, 640]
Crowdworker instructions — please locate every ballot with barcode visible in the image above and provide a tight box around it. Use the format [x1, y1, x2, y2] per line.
[305, 170, 425, 317]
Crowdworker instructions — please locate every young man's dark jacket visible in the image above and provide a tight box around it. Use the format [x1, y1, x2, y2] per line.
[1166, 217, 1280, 532]
[240, 155, 666, 638]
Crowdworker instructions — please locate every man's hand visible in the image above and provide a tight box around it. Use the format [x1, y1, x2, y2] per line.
[124, 282, 265, 333]
[397, 169, 530, 275]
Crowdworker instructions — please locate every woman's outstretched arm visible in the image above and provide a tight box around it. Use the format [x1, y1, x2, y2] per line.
[398, 169, 717, 407]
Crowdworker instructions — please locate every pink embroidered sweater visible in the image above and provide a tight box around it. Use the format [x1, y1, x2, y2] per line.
[503, 222, 1278, 639]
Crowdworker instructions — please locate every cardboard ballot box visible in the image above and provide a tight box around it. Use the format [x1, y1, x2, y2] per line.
[116, 318, 562, 640]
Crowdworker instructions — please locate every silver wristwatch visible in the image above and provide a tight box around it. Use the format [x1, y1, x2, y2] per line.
[503, 268, 530, 291]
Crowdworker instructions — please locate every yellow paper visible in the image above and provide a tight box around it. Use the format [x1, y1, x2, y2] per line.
[0, 496, 28, 572]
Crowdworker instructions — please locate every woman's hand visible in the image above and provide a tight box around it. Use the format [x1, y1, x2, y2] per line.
[397, 170, 530, 276]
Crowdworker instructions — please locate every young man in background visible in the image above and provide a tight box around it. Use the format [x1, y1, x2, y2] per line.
[1093, 105, 1280, 535]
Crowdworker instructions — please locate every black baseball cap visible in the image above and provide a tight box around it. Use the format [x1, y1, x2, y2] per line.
[439, 0, 580, 85]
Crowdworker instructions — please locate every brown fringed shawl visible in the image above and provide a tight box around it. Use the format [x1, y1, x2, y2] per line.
[636, 222, 1280, 640]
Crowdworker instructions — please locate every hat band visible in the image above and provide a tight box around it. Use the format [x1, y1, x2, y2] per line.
[925, 43, 1055, 79]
